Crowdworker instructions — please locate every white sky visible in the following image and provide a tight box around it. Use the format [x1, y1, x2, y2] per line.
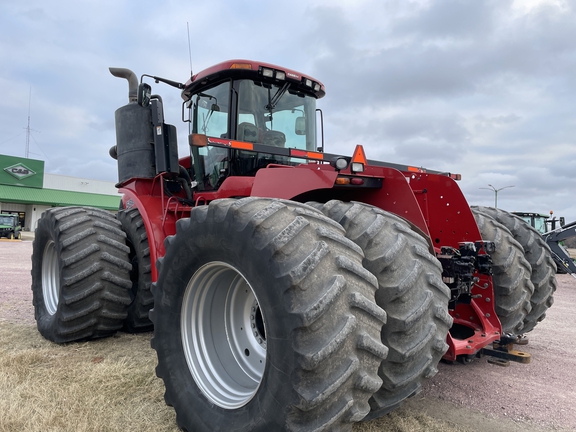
[1, 0, 575, 222]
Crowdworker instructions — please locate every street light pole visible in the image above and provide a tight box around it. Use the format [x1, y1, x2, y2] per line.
[480, 184, 515, 208]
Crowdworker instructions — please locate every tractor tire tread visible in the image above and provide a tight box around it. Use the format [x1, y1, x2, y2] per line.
[31, 206, 131, 343]
[117, 208, 154, 332]
[310, 200, 451, 420]
[470, 208, 534, 334]
[471, 206, 556, 333]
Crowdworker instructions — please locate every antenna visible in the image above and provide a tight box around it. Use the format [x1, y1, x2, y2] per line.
[23, 87, 41, 159]
[25, 88, 32, 158]
[187, 22, 193, 78]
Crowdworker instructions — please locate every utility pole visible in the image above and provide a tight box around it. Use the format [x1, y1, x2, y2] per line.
[480, 184, 515, 208]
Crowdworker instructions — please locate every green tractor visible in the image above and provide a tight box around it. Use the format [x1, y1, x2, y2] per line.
[512, 211, 576, 277]
[0, 214, 22, 240]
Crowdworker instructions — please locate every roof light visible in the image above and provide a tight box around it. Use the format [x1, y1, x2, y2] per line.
[314, 83, 321, 92]
[261, 68, 274, 78]
[230, 63, 252, 69]
[305, 78, 313, 87]
[276, 71, 286, 80]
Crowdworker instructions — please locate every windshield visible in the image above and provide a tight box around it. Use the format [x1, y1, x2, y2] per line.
[237, 80, 317, 151]
[189, 78, 319, 191]
[0, 216, 14, 225]
[192, 81, 231, 138]
[533, 217, 548, 234]
[518, 215, 548, 234]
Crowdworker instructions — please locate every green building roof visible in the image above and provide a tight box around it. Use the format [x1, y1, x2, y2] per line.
[0, 184, 120, 210]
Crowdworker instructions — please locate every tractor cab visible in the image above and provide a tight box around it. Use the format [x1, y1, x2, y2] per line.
[512, 211, 566, 234]
[512, 212, 550, 234]
[181, 60, 325, 191]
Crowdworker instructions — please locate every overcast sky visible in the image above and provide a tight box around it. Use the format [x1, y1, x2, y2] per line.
[1, 0, 575, 223]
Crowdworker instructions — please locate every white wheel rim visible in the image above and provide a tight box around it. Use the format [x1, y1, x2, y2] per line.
[42, 240, 60, 315]
[181, 261, 266, 409]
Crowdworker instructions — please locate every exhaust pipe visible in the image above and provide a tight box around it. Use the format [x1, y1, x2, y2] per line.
[109, 67, 138, 103]
[110, 67, 155, 183]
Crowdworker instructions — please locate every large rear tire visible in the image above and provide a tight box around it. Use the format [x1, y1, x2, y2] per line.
[471, 206, 556, 333]
[118, 208, 154, 332]
[31, 206, 132, 343]
[471, 208, 534, 334]
[309, 200, 452, 420]
[150, 198, 388, 432]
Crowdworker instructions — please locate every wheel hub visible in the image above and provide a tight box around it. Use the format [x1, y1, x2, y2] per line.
[181, 261, 266, 409]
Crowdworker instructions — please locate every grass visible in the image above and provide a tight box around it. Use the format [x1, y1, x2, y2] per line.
[0, 323, 177, 432]
[0, 322, 463, 432]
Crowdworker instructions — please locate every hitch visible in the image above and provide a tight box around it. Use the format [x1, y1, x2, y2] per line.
[439, 241, 495, 308]
[480, 334, 531, 366]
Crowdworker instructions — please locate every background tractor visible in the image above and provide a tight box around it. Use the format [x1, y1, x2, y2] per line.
[511, 211, 576, 277]
[0, 213, 21, 239]
[30, 59, 556, 431]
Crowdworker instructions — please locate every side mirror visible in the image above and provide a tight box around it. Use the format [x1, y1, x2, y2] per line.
[137, 83, 152, 107]
[295, 116, 306, 135]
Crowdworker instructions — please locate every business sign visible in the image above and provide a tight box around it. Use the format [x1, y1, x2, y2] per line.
[4, 163, 37, 180]
[0, 154, 44, 188]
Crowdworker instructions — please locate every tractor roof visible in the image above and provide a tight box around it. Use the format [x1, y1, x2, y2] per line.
[512, 212, 550, 218]
[181, 59, 325, 101]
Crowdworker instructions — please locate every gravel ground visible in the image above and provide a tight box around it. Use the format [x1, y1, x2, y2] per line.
[1, 237, 575, 431]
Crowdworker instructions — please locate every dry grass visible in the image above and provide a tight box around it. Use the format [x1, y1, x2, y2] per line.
[0, 322, 463, 432]
[0, 324, 177, 432]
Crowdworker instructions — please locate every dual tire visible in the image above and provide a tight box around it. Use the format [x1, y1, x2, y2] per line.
[471, 206, 556, 334]
[31, 206, 132, 343]
[151, 198, 451, 430]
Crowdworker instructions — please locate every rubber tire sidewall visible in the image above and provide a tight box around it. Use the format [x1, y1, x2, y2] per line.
[31, 210, 62, 339]
[153, 233, 296, 431]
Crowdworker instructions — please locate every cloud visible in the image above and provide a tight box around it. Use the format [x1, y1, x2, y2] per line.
[1, 0, 575, 223]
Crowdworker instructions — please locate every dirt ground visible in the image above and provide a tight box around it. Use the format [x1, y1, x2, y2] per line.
[1, 238, 575, 431]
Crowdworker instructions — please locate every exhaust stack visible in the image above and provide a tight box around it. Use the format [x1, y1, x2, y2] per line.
[109, 67, 139, 103]
[109, 67, 155, 184]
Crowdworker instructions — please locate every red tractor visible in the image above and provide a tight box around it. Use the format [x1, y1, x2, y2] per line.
[30, 60, 555, 431]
